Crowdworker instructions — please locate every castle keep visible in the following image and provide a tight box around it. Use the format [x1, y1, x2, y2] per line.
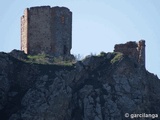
[21, 6, 72, 57]
[114, 40, 145, 67]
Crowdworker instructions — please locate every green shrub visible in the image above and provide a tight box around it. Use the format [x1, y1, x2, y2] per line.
[27, 54, 46, 60]
[27, 54, 49, 64]
[26, 54, 74, 66]
[111, 52, 123, 64]
[53, 57, 73, 66]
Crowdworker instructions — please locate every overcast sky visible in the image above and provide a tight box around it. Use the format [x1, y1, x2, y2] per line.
[0, 0, 160, 78]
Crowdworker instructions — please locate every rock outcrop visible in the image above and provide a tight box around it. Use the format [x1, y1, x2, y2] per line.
[0, 51, 160, 120]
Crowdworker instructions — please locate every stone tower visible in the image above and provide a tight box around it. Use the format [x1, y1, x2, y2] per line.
[21, 6, 72, 57]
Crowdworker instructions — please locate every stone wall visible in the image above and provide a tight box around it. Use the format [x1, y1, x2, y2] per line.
[114, 40, 145, 67]
[51, 7, 72, 57]
[28, 6, 52, 55]
[21, 6, 72, 57]
[137, 40, 145, 67]
[21, 8, 29, 54]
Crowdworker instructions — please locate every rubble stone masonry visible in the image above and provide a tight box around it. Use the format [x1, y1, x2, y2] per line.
[114, 40, 145, 67]
[21, 6, 72, 57]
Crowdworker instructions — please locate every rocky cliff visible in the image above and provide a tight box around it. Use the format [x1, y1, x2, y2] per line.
[0, 51, 160, 120]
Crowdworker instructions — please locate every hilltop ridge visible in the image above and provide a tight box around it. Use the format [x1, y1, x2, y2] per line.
[0, 47, 160, 120]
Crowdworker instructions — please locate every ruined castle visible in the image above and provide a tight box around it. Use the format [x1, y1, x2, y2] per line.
[21, 6, 72, 57]
[20, 6, 145, 67]
[114, 40, 145, 67]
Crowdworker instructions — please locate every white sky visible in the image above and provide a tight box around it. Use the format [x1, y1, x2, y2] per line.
[0, 0, 160, 78]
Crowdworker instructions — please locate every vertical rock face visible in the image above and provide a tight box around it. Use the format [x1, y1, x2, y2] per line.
[21, 6, 72, 57]
[0, 51, 160, 120]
